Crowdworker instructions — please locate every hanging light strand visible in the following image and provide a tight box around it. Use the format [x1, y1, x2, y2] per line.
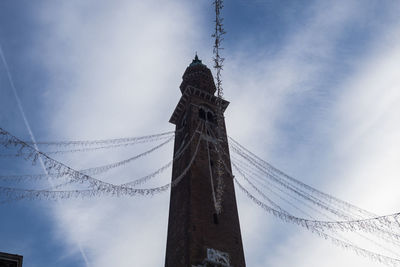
[2, 128, 182, 147]
[230, 143, 357, 220]
[0, 135, 175, 183]
[211, 137, 400, 265]
[234, 178, 400, 267]
[229, 136, 376, 218]
[233, 158, 400, 256]
[210, 137, 400, 265]
[228, 138, 400, 242]
[0, 135, 172, 157]
[212, 0, 226, 99]
[121, 122, 202, 187]
[0, 123, 204, 202]
[208, 131, 400, 242]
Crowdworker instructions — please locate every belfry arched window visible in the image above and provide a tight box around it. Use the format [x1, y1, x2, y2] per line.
[199, 108, 206, 120]
[198, 106, 216, 125]
[207, 111, 215, 123]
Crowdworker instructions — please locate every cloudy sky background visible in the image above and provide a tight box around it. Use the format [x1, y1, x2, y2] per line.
[1, 0, 400, 266]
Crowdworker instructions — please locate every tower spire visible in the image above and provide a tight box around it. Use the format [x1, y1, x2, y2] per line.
[190, 53, 203, 66]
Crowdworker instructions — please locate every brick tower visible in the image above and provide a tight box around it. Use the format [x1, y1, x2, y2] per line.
[165, 55, 246, 267]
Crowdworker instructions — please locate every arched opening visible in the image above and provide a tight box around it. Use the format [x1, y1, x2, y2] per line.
[213, 213, 219, 225]
[199, 108, 206, 120]
[207, 111, 215, 123]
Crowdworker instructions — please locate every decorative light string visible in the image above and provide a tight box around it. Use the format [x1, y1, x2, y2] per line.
[231, 139, 400, 245]
[121, 122, 202, 187]
[209, 138, 400, 266]
[0, 134, 172, 157]
[0, 124, 204, 202]
[229, 140, 400, 245]
[212, 0, 226, 98]
[212, 0, 227, 215]
[0, 127, 169, 194]
[206, 138, 219, 213]
[233, 158, 400, 258]
[229, 136, 377, 219]
[234, 178, 400, 267]
[205, 124, 227, 214]
[4, 129, 182, 147]
[0, 136, 175, 183]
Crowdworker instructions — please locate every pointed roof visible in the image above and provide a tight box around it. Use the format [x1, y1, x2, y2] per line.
[190, 53, 205, 67]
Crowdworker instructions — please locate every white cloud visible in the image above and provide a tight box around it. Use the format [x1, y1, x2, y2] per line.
[30, 1, 212, 266]
[22, 0, 400, 266]
[223, 1, 400, 267]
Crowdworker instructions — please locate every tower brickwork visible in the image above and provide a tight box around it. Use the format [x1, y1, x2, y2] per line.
[165, 56, 246, 267]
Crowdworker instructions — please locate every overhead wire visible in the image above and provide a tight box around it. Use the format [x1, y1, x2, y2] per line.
[206, 137, 219, 213]
[0, 134, 172, 157]
[211, 136, 400, 266]
[229, 136, 377, 218]
[210, 130, 400, 263]
[233, 157, 400, 258]
[0, 123, 204, 201]
[3, 129, 180, 147]
[0, 135, 175, 183]
[233, 178, 400, 267]
[229, 139, 400, 245]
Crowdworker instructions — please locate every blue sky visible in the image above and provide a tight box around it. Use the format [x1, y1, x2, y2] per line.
[1, 0, 400, 266]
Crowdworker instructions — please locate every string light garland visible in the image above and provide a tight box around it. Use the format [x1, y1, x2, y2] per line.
[229, 136, 377, 219]
[208, 129, 400, 265]
[5, 129, 180, 147]
[0, 134, 172, 157]
[0, 136, 175, 183]
[229, 139, 400, 244]
[0, 123, 205, 202]
[2, 120, 400, 266]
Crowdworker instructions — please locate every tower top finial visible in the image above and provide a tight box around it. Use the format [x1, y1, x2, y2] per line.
[190, 53, 203, 66]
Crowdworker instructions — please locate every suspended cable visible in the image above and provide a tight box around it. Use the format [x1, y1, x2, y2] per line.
[231, 143, 358, 218]
[234, 178, 400, 267]
[212, 0, 227, 213]
[209, 132, 400, 242]
[229, 141, 400, 245]
[233, 159, 400, 257]
[212, 0, 226, 98]
[0, 127, 163, 192]
[231, 160, 290, 215]
[212, 136, 400, 265]
[231, 144, 356, 219]
[2, 129, 180, 147]
[121, 122, 202, 187]
[0, 122, 200, 204]
[0, 135, 174, 183]
[206, 138, 219, 213]
[229, 136, 376, 218]
[0, 134, 172, 157]
[233, 157, 315, 218]
[209, 134, 400, 265]
[0, 123, 204, 202]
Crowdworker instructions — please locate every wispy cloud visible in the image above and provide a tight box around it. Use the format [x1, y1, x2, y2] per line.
[223, 1, 400, 266]
[2, 0, 399, 266]
[28, 0, 210, 266]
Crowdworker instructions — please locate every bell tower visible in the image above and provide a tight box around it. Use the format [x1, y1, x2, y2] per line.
[165, 55, 246, 267]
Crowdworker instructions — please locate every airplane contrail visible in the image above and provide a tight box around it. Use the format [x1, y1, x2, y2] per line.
[0, 44, 91, 267]
[0, 45, 46, 171]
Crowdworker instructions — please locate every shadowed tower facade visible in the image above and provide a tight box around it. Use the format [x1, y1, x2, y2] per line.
[165, 56, 246, 267]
